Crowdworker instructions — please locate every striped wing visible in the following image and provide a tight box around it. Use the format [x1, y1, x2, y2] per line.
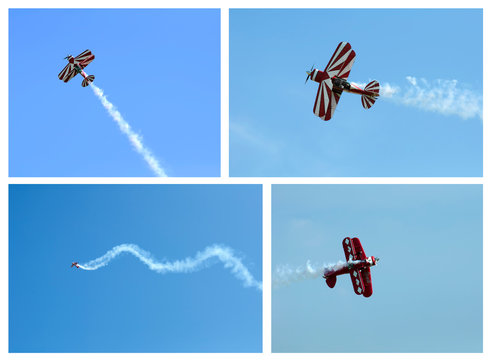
[74, 49, 95, 69]
[361, 80, 380, 109]
[313, 79, 342, 121]
[343, 237, 366, 261]
[361, 95, 376, 109]
[324, 42, 356, 80]
[364, 80, 380, 95]
[58, 63, 75, 81]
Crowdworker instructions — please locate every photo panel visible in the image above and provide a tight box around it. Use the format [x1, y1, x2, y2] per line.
[9, 184, 262, 352]
[9, 9, 221, 177]
[230, 9, 482, 177]
[272, 184, 482, 352]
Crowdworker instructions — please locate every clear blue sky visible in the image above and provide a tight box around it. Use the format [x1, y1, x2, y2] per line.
[9, 185, 262, 352]
[272, 184, 482, 352]
[9, 9, 220, 177]
[230, 9, 482, 177]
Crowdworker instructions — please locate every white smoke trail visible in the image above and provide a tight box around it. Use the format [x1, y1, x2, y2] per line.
[78, 243, 262, 290]
[273, 260, 347, 287]
[90, 84, 167, 177]
[376, 76, 482, 120]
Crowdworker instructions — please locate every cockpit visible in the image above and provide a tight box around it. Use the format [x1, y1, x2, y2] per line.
[332, 77, 351, 90]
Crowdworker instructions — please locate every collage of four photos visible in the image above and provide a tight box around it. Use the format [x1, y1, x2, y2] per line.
[8, 7, 483, 355]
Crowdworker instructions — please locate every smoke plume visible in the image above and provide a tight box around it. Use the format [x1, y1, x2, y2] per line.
[378, 76, 482, 120]
[273, 260, 347, 287]
[90, 84, 167, 177]
[77, 243, 262, 290]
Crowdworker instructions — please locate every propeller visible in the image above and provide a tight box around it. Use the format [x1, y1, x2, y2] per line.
[305, 64, 314, 84]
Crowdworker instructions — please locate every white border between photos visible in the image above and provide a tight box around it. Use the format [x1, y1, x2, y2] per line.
[3, 1, 488, 360]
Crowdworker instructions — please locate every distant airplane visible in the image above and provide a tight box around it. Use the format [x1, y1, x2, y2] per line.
[306, 42, 380, 121]
[323, 237, 379, 297]
[71, 262, 80, 269]
[58, 49, 95, 87]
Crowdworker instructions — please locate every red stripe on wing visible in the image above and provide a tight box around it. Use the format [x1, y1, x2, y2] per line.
[324, 42, 356, 79]
[314, 79, 330, 120]
[63, 68, 78, 83]
[314, 79, 338, 121]
[74, 50, 95, 69]
[58, 63, 74, 81]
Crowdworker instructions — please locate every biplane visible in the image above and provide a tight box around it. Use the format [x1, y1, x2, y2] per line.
[71, 262, 80, 269]
[306, 42, 379, 121]
[58, 49, 95, 87]
[323, 237, 379, 298]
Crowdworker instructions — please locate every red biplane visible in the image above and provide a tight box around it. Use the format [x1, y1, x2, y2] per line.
[71, 262, 80, 269]
[323, 237, 379, 297]
[306, 42, 379, 121]
[58, 49, 95, 87]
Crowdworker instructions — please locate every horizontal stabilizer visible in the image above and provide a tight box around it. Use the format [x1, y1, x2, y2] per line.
[82, 75, 95, 87]
[325, 276, 337, 288]
[361, 80, 379, 109]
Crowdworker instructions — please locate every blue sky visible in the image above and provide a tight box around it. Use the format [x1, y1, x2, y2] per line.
[9, 185, 262, 352]
[9, 9, 220, 177]
[272, 184, 482, 352]
[230, 9, 482, 177]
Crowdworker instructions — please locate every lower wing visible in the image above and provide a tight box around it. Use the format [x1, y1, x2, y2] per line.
[58, 63, 75, 82]
[349, 268, 373, 297]
[349, 269, 365, 295]
[313, 79, 342, 121]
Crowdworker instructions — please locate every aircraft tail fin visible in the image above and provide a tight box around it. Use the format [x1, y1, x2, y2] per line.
[361, 80, 379, 109]
[82, 75, 95, 87]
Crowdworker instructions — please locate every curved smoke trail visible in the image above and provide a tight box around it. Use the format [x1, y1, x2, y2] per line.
[273, 260, 347, 287]
[78, 243, 262, 291]
[90, 84, 167, 177]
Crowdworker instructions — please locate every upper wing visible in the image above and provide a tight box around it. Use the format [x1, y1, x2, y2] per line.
[343, 237, 366, 261]
[324, 42, 356, 79]
[74, 49, 95, 69]
[313, 79, 342, 121]
[63, 68, 78, 83]
[58, 63, 76, 81]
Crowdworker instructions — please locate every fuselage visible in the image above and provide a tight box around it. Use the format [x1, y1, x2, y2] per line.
[309, 69, 378, 99]
[66, 56, 89, 79]
[323, 256, 377, 278]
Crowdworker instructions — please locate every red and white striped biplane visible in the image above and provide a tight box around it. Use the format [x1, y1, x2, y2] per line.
[306, 42, 379, 121]
[323, 237, 379, 298]
[58, 49, 95, 87]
